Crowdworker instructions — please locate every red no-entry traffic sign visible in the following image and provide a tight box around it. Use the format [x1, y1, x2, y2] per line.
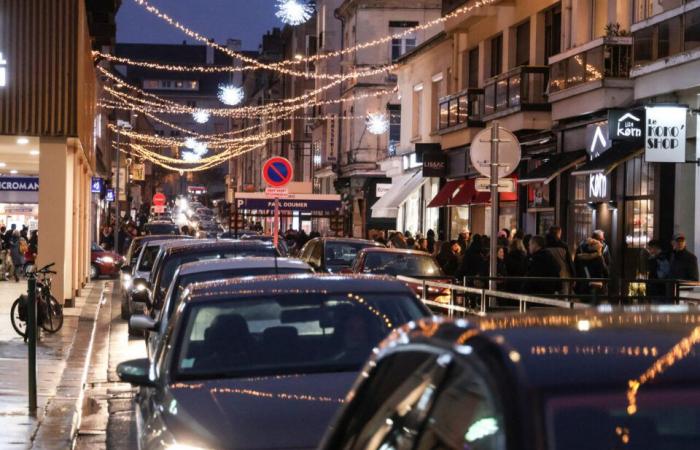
[262, 157, 293, 188]
[152, 192, 166, 206]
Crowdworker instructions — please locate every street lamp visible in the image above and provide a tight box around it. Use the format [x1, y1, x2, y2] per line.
[114, 119, 132, 253]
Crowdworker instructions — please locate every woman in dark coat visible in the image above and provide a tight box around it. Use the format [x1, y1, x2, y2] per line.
[504, 238, 528, 292]
[436, 241, 460, 277]
[574, 238, 609, 302]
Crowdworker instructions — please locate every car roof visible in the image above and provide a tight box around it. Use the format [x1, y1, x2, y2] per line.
[156, 238, 210, 251]
[184, 274, 414, 302]
[163, 239, 274, 256]
[177, 257, 310, 276]
[383, 306, 700, 389]
[360, 247, 432, 256]
[146, 221, 176, 226]
[314, 237, 384, 245]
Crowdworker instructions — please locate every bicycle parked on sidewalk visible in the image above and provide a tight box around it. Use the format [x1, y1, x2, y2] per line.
[10, 263, 64, 340]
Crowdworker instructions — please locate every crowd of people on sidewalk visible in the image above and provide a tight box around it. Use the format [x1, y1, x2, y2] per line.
[371, 225, 699, 302]
[0, 224, 38, 282]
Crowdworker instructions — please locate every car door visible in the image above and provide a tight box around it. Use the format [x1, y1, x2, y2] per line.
[321, 348, 452, 450]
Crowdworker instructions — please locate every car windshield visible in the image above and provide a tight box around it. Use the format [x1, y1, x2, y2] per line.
[146, 224, 179, 235]
[158, 247, 277, 295]
[173, 292, 424, 380]
[138, 244, 161, 272]
[326, 242, 375, 269]
[165, 267, 312, 319]
[363, 253, 445, 277]
[196, 209, 214, 217]
[547, 389, 700, 450]
[92, 243, 104, 252]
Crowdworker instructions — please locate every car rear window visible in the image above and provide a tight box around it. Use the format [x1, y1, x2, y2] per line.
[326, 242, 376, 268]
[363, 253, 445, 277]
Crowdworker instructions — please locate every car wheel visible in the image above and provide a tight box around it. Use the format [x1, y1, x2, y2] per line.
[90, 264, 99, 280]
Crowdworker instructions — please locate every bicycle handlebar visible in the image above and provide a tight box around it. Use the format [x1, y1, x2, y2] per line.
[36, 263, 56, 273]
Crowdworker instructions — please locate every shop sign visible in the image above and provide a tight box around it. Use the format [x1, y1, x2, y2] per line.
[0, 52, 6, 87]
[106, 189, 115, 202]
[235, 193, 341, 215]
[589, 173, 608, 200]
[422, 150, 447, 177]
[130, 163, 145, 181]
[645, 105, 687, 163]
[585, 122, 611, 159]
[609, 109, 644, 142]
[187, 185, 207, 195]
[0, 177, 38, 192]
[91, 177, 103, 194]
[375, 183, 392, 198]
[475, 178, 516, 192]
[3, 206, 34, 215]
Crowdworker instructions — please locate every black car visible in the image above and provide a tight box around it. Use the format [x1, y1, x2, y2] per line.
[144, 221, 180, 236]
[299, 237, 384, 273]
[320, 306, 700, 450]
[131, 239, 279, 315]
[117, 275, 430, 450]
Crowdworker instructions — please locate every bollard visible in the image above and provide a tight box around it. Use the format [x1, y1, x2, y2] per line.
[27, 275, 37, 416]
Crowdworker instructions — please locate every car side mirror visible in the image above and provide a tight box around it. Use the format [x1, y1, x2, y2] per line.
[131, 283, 151, 308]
[130, 315, 158, 332]
[116, 358, 156, 387]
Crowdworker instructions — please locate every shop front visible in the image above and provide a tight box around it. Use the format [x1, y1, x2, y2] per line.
[0, 176, 39, 229]
[370, 168, 430, 235]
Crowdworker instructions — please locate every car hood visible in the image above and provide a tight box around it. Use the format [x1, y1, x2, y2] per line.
[164, 371, 357, 449]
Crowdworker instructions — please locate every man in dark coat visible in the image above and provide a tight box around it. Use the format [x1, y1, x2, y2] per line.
[646, 239, 671, 299]
[545, 226, 576, 294]
[526, 235, 561, 295]
[670, 233, 699, 281]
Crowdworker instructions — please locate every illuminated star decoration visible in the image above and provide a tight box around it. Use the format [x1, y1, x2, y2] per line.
[366, 112, 389, 135]
[192, 109, 210, 124]
[192, 142, 208, 156]
[275, 0, 314, 26]
[181, 151, 201, 162]
[217, 84, 244, 106]
[184, 137, 198, 149]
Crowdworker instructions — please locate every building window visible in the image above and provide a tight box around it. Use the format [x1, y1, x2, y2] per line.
[143, 79, 199, 91]
[489, 34, 503, 77]
[633, 0, 684, 23]
[468, 46, 479, 88]
[390, 21, 418, 60]
[573, 205, 594, 249]
[412, 85, 423, 139]
[631, 11, 700, 67]
[685, 7, 700, 51]
[388, 104, 401, 156]
[515, 20, 530, 67]
[544, 3, 562, 59]
[430, 74, 445, 132]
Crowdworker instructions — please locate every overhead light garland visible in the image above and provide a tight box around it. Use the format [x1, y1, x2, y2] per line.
[130, 0, 497, 70]
[276, 0, 314, 26]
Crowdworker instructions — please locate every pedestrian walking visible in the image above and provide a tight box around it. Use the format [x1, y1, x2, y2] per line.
[426, 229, 437, 255]
[504, 238, 528, 292]
[9, 230, 24, 282]
[436, 241, 460, 277]
[545, 226, 576, 295]
[669, 233, 699, 281]
[574, 238, 609, 302]
[456, 235, 488, 286]
[646, 239, 671, 299]
[526, 235, 561, 295]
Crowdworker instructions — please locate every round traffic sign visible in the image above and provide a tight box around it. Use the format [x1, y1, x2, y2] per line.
[152, 192, 166, 206]
[470, 126, 521, 178]
[262, 157, 293, 187]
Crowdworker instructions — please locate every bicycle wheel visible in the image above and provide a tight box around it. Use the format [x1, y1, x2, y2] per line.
[40, 296, 64, 333]
[10, 298, 27, 338]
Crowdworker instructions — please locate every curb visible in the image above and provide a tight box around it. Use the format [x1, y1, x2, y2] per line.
[30, 282, 108, 449]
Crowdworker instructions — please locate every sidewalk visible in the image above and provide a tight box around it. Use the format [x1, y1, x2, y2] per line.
[0, 278, 108, 449]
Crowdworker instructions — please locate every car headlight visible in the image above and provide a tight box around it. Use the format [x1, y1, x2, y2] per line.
[97, 256, 114, 264]
[134, 283, 148, 292]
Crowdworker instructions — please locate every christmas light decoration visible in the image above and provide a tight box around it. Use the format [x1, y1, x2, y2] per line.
[366, 112, 389, 135]
[181, 151, 201, 162]
[184, 137, 198, 149]
[192, 109, 210, 124]
[275, 0, 313, 26]
[217, 84, 244, 106]
[131, 0, 496, 70]
[192, 141, 208, 156]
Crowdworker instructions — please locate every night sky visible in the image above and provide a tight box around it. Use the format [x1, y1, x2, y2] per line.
[116, 0, 281, 51]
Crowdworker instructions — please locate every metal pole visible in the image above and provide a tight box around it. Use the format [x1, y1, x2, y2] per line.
[489, 121, 500, 292]
[273, 197, 280, 250]
[27, 275, 37, 415]
[114, 129, 121, 253]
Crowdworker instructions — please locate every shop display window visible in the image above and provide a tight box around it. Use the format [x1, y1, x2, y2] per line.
[450, 207, 469, 239]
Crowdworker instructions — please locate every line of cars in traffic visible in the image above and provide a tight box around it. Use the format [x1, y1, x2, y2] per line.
[116, 228, 700, 450]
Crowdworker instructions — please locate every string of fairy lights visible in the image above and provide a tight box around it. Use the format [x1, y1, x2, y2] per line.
[104, 0, 496, 172]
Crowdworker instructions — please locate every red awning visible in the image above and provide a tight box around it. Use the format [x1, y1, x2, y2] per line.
[427, 180, 464, 208]
[451, 178, 518, 206]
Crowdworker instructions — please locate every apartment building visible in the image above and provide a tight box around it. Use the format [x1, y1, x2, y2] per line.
[393, 0, 700, 281]
[335, 0, 443, 237]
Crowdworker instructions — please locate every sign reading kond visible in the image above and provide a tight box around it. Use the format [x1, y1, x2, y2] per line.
[645, 106, 687, 162]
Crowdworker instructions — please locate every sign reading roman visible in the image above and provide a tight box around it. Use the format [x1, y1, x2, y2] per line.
[609, 109, 644, 142]
[645, 105, 687, 162]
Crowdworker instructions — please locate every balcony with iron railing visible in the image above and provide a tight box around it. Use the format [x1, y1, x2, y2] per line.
[547, 37, 634, 119]
[437, 88, 485, 134]
[483, 66, 550, 121]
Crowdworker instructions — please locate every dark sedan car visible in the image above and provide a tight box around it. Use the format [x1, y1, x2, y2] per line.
[299, 237, 384, 273]
[117, 275, 430, 450]
[349, 247, 452, 302]
[143, 221, 180, 236]
[320, 306, 700, 450]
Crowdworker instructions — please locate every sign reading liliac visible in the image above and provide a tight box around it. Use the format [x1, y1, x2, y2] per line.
[645, 105, 687, 163]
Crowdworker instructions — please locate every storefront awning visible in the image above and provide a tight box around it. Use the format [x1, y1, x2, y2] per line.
[571, 144, 643, 176]
[450, 178, 518, 206]
[519, 150, 587, 185]
[427, 180, 464, 208]
[370, 169, 425, 219]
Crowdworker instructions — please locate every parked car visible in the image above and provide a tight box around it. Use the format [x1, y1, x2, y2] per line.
[240, 234, 289, 256]
[195, 219, 221, 238]
[349, 248, 453, 303]
[120, 235, 192, 319]
[117, 275, 430, 450]
[130, 239, 280, 318]
[299, 237, 384, 273]
[320, 307, 700, 450]
[90, 243, 124, 279]
[143, 221, 180, 236]
[131, 257, 313, 358]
